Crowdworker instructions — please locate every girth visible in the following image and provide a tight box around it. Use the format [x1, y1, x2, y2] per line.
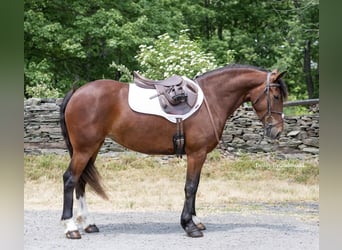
[173, 118, 185, 158]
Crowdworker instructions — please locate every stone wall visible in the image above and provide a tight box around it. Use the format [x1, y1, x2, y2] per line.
[24, 98, 319, 156]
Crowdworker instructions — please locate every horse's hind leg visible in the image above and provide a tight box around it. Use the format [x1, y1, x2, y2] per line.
[61, 152, 91, 239]
[75, 148, 103, 234]
[75, 180, 99, 233]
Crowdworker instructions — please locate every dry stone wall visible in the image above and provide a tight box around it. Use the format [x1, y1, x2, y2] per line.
[24, 98, 319, 156]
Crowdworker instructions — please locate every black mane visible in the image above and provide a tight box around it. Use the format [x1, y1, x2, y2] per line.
[195, 64, 288, 100]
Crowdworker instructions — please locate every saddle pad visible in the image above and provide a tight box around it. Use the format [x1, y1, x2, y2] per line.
[128, 77, 204, 123]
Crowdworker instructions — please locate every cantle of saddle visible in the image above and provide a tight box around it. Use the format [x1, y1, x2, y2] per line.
[133, 71, 199, 115]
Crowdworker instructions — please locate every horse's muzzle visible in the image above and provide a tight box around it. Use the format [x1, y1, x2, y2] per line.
[265, 126, 282, 140]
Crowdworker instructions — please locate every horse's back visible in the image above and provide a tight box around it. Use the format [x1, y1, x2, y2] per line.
[73, 79, 126, 98]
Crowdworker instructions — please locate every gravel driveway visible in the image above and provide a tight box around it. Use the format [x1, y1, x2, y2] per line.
[24, 203, 318, 250]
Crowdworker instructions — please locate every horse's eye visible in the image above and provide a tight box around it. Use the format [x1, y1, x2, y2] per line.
[274, 95, 280, 100]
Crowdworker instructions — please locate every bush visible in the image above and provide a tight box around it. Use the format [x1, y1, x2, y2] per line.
[25, 83, 61, 98]
[135, 30, 218, 79]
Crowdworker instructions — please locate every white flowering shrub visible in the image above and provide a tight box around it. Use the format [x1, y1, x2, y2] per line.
[135, 31, 217, 79]
[26, 83, 60, 98]
[25, 59, 61, 98]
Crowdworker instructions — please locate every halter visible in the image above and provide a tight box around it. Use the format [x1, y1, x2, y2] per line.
[253, 72, 284, 140]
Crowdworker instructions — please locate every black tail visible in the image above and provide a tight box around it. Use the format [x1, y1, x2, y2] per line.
[60, 89, 75, 157]
[60, 88, 108, 200]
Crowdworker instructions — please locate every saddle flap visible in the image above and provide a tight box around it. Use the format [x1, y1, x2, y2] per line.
[183, 82, 198, 107]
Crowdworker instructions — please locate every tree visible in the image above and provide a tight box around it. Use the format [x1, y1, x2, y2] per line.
[24, 0, 318, 99]
[180, 0, 319, 99]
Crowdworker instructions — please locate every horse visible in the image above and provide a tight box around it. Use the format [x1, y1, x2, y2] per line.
[59, 64, 287, 239]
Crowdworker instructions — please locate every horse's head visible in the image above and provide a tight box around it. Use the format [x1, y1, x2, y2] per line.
[251, 69, 288, 139]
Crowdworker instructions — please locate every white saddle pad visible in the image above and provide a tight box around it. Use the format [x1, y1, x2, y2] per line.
[128, 77, 204, 123]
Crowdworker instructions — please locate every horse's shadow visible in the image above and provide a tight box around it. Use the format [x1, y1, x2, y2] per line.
[96, 220, 303, 236]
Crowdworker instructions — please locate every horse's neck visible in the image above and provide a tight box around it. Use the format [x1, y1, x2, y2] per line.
[198, 70, 264, 131]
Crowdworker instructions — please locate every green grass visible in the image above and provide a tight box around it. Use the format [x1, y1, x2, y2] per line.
[202, 151, 319, 185]
[24, 152, 318, 185]
[24, 154, 68, 181]
[283, 105, 313, 116]
[24, 152, 318, 212]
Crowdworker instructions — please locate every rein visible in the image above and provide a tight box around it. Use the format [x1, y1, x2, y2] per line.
[253, 72, 284, 143]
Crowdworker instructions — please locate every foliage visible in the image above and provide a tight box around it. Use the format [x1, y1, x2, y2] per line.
[109, 61, 133, 83]
[24, 0, 319, 100]
[135, 31, 218, 79]
[25, 83, 60, 98]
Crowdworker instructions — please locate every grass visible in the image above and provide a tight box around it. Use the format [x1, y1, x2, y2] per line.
[24, 151, 319, 214]
[283, 105, 315, 116]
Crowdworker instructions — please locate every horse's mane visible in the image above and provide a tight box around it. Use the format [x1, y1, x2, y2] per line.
[195, 64, 288, 100]
[195, 64, 268, 79]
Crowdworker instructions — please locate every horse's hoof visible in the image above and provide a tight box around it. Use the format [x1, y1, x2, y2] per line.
[85, 224, 99, 233]
[65, 230, 81, 239]
[196, 222, 206, 231]
[186, 229, 204, 238]
[185, 223, 204, 238]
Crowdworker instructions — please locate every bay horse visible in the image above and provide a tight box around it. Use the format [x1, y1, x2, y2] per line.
[59, 64, 287, 239]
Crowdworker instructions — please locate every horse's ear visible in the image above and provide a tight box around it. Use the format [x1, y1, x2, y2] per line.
[270, 70, 286, 82]
[271, 69, 278, 75]
[276, 71, 287, 81]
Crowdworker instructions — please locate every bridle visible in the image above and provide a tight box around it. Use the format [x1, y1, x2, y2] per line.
[253, 72, 284, 139]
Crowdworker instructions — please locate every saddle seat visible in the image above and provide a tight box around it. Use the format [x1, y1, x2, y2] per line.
[133, 71, 199, 115]
[133, 71, 183, 88]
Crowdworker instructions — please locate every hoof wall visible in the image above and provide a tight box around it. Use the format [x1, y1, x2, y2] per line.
[185, 223, 204, 238]
[66, 230, 81, 239]
[186, 229, 204, 238]
[85, 224, 99, 233]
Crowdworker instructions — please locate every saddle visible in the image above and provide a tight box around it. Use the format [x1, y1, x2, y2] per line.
[133, 71, 199, 115]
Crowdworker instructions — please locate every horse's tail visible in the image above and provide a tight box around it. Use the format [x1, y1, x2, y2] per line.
[60, 88, 108, 200]
[60, 88, 75, 157]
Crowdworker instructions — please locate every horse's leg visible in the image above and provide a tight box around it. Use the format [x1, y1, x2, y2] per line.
[187, 177, 206, 231]
[75, 182, 99, 233]
[75, 147, 103, 234]
[181, 152, 207, 237]
[61, 152, 91, 239]
[187, 187, 206, 231]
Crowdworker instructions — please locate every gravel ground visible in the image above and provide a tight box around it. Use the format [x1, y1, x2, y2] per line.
[24, 203, 318, 250]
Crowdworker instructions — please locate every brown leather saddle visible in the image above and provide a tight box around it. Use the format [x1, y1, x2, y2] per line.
[133, 71, 199, 115]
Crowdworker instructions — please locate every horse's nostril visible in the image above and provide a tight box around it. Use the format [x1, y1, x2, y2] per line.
[275, 131, 281, 139]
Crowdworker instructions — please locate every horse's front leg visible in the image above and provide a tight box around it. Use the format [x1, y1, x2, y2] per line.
[181, 152, 207, 237]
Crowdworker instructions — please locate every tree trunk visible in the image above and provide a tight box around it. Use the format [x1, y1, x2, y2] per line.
[218, 23, 223, 40]
[204, 0, 211, 40]
[304, 40, 314, 99]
